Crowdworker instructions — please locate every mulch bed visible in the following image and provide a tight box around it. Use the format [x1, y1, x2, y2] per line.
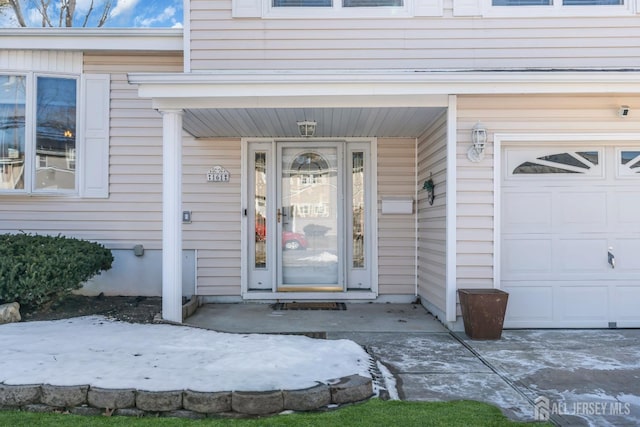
[20, 295, 162, 324]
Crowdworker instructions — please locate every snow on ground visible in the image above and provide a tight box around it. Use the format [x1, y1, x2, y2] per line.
[0, 316, 372, 392]
[375, 361, 399, 400]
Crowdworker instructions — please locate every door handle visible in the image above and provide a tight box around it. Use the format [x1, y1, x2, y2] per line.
[608, 247, 615, 269]
[277, 208, 287, 223]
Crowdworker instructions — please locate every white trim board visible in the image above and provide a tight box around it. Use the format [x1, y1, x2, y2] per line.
[0, 29, 183, 51]
[130, 71, 640, 105]
[241, 291, 378, 301]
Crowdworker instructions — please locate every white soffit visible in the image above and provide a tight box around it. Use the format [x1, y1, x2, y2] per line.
[182, 107, 444, 138]
[128, 69, 640, 137]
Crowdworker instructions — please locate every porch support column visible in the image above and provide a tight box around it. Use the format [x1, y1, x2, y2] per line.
[160, 108, 184, 323]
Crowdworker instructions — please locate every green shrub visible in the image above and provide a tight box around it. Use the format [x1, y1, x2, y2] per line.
[0, 233, 113, 309]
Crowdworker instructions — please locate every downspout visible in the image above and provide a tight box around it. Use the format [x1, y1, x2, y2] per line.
[182, 0, 191, 73]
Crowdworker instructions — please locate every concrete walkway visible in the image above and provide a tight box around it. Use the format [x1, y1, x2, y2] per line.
[464, 329, 640, 427]
[187, 303, 640, 426]
[187, 302, 445, 334]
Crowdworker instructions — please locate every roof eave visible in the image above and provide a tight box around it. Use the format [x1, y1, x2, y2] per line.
[0, 28, 183, 52]
[128, 70, 640, 110]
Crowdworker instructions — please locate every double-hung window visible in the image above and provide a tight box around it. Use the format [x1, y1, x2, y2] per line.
[489, 0, 630, 15]
[234, 0, 440, 19]
[1, 74, 78, 194]
[265, 0, 411, 17]
[0, 75, 26, 192]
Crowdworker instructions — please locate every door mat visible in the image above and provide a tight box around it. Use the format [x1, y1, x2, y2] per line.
[272, 302, 347, 311]
[271, 331, 328, 339]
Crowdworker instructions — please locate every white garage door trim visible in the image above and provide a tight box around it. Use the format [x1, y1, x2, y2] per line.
[494, 133, 640, 328]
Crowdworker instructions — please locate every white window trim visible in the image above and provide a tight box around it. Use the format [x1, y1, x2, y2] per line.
[482, 0, 635, 17]
[615, 147, 640, 179]
[0, 71, 109, 199]
[263, 0, 413, 18]
[240, 137, 379, 298]
[233, 0, 443, 19]
[32, 73, 80, 196]
[0, 72, 31, 195]
[504, 147, 605, 181]
[0, 72, 80, 196]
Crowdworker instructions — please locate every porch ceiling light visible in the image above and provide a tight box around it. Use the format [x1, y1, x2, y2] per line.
[297, 120, 317, 137]
[468, 121, 488, 163]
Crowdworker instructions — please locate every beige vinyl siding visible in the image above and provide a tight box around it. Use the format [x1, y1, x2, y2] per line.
[455, 94, 640, 295]
[416, 112, 447, 314]
[0, 53, 180, 247]
[377, 137, 416, 296]
[88, 53, 242, 296]
[84, 53, 182, 247]
[190, 0, 640, 71]
[183, 138, 242, 296]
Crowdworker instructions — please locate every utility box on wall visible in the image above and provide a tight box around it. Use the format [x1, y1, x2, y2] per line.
[381, 196, 413, 214]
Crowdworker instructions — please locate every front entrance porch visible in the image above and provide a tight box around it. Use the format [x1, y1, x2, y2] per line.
[129, 70, 457, 324]
[185, 302, 446, 334]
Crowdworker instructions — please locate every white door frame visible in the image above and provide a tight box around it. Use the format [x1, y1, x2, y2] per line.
[241, 137, 379, 300]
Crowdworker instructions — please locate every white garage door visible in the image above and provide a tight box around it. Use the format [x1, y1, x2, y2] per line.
[502, 145, 640, 328]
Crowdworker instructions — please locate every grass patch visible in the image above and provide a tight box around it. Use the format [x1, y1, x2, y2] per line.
[0, 399, 550, 426]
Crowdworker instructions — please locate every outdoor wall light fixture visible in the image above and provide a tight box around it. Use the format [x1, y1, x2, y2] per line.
[297, 120, 317, 137]
[468, 121, 488, 163]
[422, 172, 435, 206]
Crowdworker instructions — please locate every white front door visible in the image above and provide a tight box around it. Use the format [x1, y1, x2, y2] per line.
[502, 144, 640, 328]
[246, 140, 374, 294]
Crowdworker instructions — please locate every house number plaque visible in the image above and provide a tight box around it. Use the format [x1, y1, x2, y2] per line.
[206, 166, 230, 182]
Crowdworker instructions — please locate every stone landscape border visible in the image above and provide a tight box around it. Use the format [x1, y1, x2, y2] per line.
[0, 374, 373, 419]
